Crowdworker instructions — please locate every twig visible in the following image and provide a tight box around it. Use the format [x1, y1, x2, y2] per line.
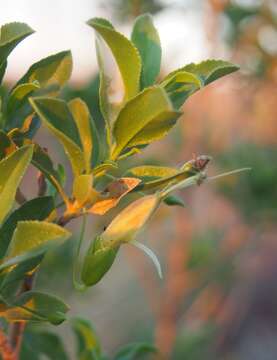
[0, 327, 15, 360]
[9, 274, 34, 358]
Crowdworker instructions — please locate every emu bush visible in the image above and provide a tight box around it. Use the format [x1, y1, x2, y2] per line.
[0, 15, 244, 359]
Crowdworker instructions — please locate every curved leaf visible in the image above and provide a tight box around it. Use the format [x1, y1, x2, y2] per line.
[131, 14, 161, 88]
[112, 86, 181, 159]
[162, 60, 239, 109]
[0, 145, 33, 224]
[0, 22, 34, 66]
[164, 59, 239, 85]
[30, 97, 86, 176]
[87, 17, 141, 123]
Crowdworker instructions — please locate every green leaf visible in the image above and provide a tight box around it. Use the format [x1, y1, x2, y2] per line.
[161, 71, 202, 109]
[164, 59, 239, 86]
[112, 86, 181, 159]
[7, 82, 40, 115]
[162, 60, 239, 109]
[15, 50, 72, 89]
[21, 329, 69, 360]
[135, 166, 195, 193]
[0, 60, 7, 83]
[0, 221, 71, 271]
[163, 195, 185, 207]
[131, 14, 161, 88]
[0, 145, 33, 224]
[69, 98, 93, 173]
[0, 256, 43, 300]
[114, 342, 157, 360]
[81, 237, 119, 287]
[0, 22, 34, 66]
[87, 17, 141, 123]
[6, 291, 69, 324]
[30, 97, 86, 176]
[126, 165, 177, 181]
[71, 317, 101, 359]
[0, 196, 55, 258]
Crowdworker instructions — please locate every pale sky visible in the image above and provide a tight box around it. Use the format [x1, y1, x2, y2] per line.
[0, 0, 212, 85]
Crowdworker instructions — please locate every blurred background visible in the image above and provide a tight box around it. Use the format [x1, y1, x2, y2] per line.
[3, 0, 277, 359]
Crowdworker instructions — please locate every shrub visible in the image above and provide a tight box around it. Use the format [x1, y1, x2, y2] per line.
[0, 15, 242, 359]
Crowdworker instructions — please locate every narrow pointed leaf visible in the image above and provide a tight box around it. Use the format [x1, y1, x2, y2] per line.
[0, 22, 34, 66]
[68, 98, 93, 173]
[131, 240, 162, 278]
[112, 86, 181, 159]
[126, 165, 177, 181]
[0, 196, 55, 258]
[135, 165, 196, 192]
[30, 97, 86, 176]
[87, 17, 141, 122]
[131, 14, 161, 88]
[0, 145, 33, 224]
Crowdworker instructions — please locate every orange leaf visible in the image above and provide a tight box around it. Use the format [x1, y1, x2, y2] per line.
[89, 177, 140, 215]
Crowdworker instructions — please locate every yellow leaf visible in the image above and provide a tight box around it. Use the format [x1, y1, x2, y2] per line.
[87, 18, 141, 123]
[89, 177, 141, 215]
[2, 221, 71, 270]
[99, 194, 160, 247]
[69, 98, 93, 173]
[111, 86, 181, 159]
[0, 145, 33, 224]
[73, 174, 93, 207]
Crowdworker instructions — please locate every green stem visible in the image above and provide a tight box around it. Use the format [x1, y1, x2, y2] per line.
[73, 214, 87, 291]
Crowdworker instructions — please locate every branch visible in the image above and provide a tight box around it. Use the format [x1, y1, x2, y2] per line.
[0, 327, 15, 360]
